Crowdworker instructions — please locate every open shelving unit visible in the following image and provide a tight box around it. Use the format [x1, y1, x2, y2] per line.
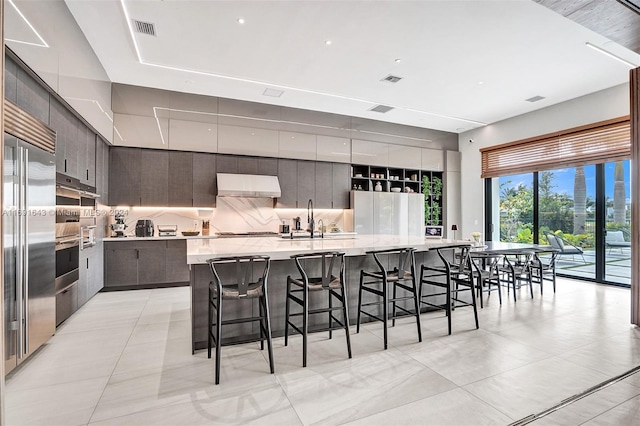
[350, 164, 443, 226]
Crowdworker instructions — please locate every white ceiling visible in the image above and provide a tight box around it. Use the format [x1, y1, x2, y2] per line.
[37, 1, 640, 133]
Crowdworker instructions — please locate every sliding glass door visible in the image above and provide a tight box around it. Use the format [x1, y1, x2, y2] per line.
[604, 160, 631, 285]
[489, 161, 631, 286]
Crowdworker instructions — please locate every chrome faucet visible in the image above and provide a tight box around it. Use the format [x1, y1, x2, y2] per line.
[307, 199, 315, 238]
[317, 218, 325, 239]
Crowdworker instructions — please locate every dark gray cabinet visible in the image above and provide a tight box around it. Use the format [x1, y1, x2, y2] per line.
[297, 160, 316, 208]
[105, 245, 138, 287]
[332, 163, 350, 208]
[276, 159, 297, 208]
[193, 152, 217, 207]
[104, 240, 189, 288]
[78, 246, 101, 308]
[169, 151, 193, 207]
[315, 162, 333, 208]
[109, 147, 141, 205]
[78, 128, 96, 187]
[166, 240, 190, 282]
[5, 57, 18, 103]
[140, 150, 169, 206]
[258, 157, 278, 175]
[217, 154, 238, 174]
[237, 156, 258, 174]
[17, 67, 50, 125]
[50, 99, 79, 179]
[96, 138, 109, 203]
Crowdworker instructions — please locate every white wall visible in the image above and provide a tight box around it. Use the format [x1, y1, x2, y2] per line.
[457, 83, 630, 238]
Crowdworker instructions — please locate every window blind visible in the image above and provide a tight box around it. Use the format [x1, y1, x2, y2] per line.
[480, 117, 630, 178]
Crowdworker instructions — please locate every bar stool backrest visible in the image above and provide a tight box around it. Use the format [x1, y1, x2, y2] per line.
[207, 255, 270, 298]
[367, 247, 416, 278]
[291, 251, 345, 287]
[435, 245, 471, 275]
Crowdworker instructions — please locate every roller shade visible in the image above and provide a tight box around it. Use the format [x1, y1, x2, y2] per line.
[480, 117, 630, 178]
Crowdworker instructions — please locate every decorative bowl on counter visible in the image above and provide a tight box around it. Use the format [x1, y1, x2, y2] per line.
[391, 187, 401, 192]
[181, 231, 200, 236]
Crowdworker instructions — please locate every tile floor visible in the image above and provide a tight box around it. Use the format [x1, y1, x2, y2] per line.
[5, 278, 640, 425]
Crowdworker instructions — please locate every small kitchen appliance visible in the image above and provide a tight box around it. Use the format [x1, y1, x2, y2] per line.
[110, 212, 128, 237]
[135, 219, 155, 237]
[157, 225, 177, 237]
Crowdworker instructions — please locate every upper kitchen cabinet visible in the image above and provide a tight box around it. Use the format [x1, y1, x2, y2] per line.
[168, 119, 217, 153]
[314, 162, 350, 209]
[257, 157, 278, 176]
[5, 56, 18, 103]
[217, 125, 279, 157]
[278, 131, 316, 160]
[193, 152, 217, 207]
[113, 113, 168, 149]
[351, 139, 389, 167]
[168, 151, 193, 207]
[422, 148, 444, 171]
[276, 159, 297, 208]
[316, 136, 351, 163]
[388, 145, 422, 169]
[16, 67, 50, 125]
[77, 125, 96, 187]
[297, 160, 316, 208]
[109, 147, 141, 205]
[95, 137, 109, 203]
[140, 150, 169, 206]
[50, 98, 79, 179]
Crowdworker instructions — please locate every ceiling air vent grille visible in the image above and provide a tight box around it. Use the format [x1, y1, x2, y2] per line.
[381, 75, 403, 83]
[133, 20, 156, 36]
[525, 95, 546, 103]
[369, 105, 394, 113]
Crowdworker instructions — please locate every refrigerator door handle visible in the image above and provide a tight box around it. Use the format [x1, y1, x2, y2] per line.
[16, 146, 24, 359]
[23, 147, 29, 354]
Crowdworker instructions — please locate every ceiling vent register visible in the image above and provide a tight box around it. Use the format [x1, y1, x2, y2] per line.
[381, 74, 403, 83]
[133, 20, 156, 36]
[525, 95, 546, 103]
[369, 105, 394, 113]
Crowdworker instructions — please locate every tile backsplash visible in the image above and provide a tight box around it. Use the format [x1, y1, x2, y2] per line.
[106, 197, 350, 237]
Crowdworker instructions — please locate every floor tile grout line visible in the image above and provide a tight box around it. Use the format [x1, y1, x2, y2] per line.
[85, 289, 154, 425]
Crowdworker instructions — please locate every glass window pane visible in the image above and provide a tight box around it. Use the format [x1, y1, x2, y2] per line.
[538, 166, 595, 280]
[498, 173, 533, 243]
[604, 160, 631, 285]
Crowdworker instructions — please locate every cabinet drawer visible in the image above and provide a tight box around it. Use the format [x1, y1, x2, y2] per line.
[56, 283, 78, 326]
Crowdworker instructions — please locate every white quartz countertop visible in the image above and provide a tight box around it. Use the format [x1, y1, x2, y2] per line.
[103, 235, 215, 241]
[187, 235, 468, 264]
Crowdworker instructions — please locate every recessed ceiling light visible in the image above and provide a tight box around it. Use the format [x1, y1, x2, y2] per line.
[325, 40, 332, 45]
[394, 58, 401, 63]
[237, 18, 245, 24]
[478, 81, 484, 85]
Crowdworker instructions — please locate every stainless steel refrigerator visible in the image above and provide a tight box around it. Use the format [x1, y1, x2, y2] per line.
[3, 132, 56, 375]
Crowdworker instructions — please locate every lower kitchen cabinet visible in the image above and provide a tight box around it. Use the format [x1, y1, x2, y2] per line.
[104, 240, 189, 288]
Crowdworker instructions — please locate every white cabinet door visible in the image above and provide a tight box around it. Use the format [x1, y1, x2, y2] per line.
[352, 139, 388, 166]
[278, 131, 316, 160]
[169, 120, 218, 153]
[373, 192, 408, 236]
[446, 150, 461, 172]
[217, 124, 279, 157]
[408, 193, 425, 237]
[422, 148, 444, 171]
[351, 191, 374, 235]
[113, 113, 168, 148]
[388, 145, 422, 169]
[316, 135, 351, 163]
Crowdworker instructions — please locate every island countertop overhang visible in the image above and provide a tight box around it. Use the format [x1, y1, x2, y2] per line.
[186, 235, 469, 264]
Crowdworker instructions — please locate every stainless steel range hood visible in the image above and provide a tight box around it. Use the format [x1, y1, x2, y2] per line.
[217, 173, 282, 198]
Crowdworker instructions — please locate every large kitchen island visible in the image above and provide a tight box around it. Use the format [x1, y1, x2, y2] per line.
[187, 235, 468, 351]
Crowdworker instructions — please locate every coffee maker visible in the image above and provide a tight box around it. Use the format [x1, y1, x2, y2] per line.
[135, 219, 155, 237]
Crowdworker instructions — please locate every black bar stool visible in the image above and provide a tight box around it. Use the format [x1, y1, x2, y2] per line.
[285, 251, 352, 367]
[356, 247, 422, 350]
[207, 255, 274, 384]
[419, 245, 478, 335]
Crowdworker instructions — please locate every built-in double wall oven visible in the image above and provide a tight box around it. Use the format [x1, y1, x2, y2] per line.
[55, 179, 97, 325]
